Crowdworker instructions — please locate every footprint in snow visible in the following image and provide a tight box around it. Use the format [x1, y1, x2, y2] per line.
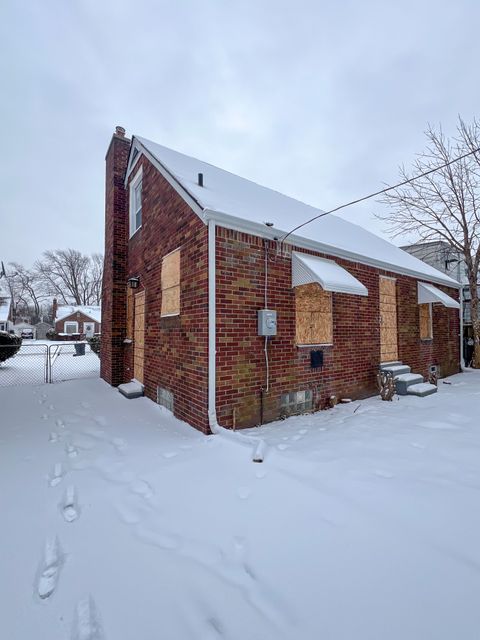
[56, 418, 65, 429]
[36, 537, 63, 600]
[40, 414, 48, 420]
[61, 485, 79, 523]
[48, 404, 55, 411]
[65, 444, 78, 458]
[255, 468, 268, 479]
[237, 486, 252, 500]
[277, 443, 289, 451]
[162, 451, 178, 459]
[93, 415, 107, 427]
[49, 463, 64, 487]
[72, 596, 104, 640]
[80, 401, 91, 409]
[410, 441, 426, 449]
[130, 479, 154, 499]
[291, 434, 303, 441]
[112, 437, 127, 452]
[374, 470, 394, 479]
[49, 432, 59, 443]
[298, 429, 308, 435]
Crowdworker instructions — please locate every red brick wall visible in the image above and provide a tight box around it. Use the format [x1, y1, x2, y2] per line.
[101, 132, 131, 385]
[215, 227, 460, 429]
[55, 312, 100, 335]
[124, 157, 210, 432]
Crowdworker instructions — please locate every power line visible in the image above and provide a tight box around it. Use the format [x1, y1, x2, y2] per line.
[280, 146, 480, 246]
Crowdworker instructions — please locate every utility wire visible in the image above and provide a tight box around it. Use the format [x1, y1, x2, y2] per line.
[280, 146, 480, 246]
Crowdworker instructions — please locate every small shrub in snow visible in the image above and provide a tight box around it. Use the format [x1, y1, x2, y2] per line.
[0, 332, 22, 364]
[87, 335, 101, 358]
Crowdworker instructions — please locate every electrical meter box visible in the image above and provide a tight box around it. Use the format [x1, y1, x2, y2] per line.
[257, 309, 277, 336]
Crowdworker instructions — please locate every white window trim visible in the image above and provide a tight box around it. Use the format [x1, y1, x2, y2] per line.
[64, 321, 79, 334]
[129, 166, 143, 238]
[83, 321, 95, 332]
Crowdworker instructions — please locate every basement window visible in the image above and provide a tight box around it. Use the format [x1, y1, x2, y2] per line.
[161, 248, 181, 317]
[129, 167, 143, 237]
[295, 283, 332, 346]
[419, 303, 433, 340]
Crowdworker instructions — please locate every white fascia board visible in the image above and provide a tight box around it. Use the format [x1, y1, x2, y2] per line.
[125, 138, 205, 220]
[203, 209, 461, 289]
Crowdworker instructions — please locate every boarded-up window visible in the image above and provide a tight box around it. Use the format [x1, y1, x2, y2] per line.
[419, 303, 432, 340]
[161, 249, 181, 317]
[295, 283, 332, 345]
[126, 287, 134, 338]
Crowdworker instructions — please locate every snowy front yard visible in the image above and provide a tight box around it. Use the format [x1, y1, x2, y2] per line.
[1, 372, 480, 639]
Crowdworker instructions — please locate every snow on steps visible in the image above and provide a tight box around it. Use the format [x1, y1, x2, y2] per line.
[380, 361, 437, 397]
[406, 382, 438, 397]
[118, 381, 144, 399]
[380, 363, 411, 376]
[395, 373, 424, 395]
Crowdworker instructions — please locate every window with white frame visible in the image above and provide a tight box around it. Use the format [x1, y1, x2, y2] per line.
[64, 321, 79, 334]
[130, 167, 143, 236]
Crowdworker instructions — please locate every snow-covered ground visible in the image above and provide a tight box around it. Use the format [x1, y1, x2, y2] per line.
[0, 340, 99, 387]
[1, 371, 480, 639]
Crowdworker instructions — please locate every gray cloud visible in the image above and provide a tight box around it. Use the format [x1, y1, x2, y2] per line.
[1, 0, 479, 265]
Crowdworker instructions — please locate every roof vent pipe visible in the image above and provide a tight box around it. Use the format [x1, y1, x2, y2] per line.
[198, 172, 204, 187]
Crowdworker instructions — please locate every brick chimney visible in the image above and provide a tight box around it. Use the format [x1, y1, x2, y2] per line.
[101, 126, 131, 385]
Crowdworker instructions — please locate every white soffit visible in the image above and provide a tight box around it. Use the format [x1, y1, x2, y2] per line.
[418, 282, 460, 308]
[292, 252, 368, 296]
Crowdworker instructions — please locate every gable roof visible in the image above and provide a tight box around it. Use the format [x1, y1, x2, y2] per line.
[55, 305, 101, 324]
[127, 136, 460, 289]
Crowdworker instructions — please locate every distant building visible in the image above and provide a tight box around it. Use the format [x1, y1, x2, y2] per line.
[53, 300, 101, 337]
[401, 240, 477, 337]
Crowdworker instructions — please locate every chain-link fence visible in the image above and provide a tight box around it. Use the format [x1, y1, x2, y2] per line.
[0, 342, 100, 387]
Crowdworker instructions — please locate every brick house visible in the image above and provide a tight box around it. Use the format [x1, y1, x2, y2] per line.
[53, 301, 101, 338]
[102, 127, 461, 434]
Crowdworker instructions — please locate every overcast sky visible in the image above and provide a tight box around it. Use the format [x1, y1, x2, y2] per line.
[1, 0, 479, 266]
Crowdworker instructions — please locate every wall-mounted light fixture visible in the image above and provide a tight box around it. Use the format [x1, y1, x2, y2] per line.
[128, 276, 140, 289]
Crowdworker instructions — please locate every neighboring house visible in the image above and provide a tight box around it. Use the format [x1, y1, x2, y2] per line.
[0, 278, 14, 332]
[102, 127, 461, 433]
[401, 241, 475, 338]
[53, 300, 101, 337]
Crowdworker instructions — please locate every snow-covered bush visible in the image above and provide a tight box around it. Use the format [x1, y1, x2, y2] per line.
[87, 335, 101, 358]
[46, 328, 58, 340]
[0, 332, 22, 364]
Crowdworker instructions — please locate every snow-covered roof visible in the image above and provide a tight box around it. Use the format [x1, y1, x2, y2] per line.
[0, 279, 11, 322]
[55, 305, 101, 323]
[129, 136, 460, 289]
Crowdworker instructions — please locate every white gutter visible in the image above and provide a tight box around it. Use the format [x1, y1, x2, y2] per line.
[207, 219, 266, 461]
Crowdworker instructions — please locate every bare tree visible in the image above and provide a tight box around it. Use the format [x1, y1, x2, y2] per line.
[377, 117, 480, 367]
[34, 249, 103, 306]
[7, 263, 46, 322]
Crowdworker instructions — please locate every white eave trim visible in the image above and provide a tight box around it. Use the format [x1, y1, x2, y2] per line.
[292, 251, 368, 296]
[418, 282, 460, 308]
[125, 138, 205, 219]
[122, 142, 460, 290]
[202, 210, 461, 289]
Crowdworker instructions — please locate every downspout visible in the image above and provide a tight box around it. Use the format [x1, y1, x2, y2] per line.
[207, 219, 267, 462]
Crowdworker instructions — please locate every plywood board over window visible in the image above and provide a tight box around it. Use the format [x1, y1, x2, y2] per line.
[161, 248, 181, 317]
[295, 283, 332, 345]
[379, 276, 398, 362]
[126, 287, 134, 338]
[419, 303, 433, 340]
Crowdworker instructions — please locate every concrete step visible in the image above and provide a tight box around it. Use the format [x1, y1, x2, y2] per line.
[118, 381, 144, 399]
[406, 382, 438, 397]
[380, 361, 402, 369]
[381, 364, 411, 377]
[395, 373, 424, 395]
